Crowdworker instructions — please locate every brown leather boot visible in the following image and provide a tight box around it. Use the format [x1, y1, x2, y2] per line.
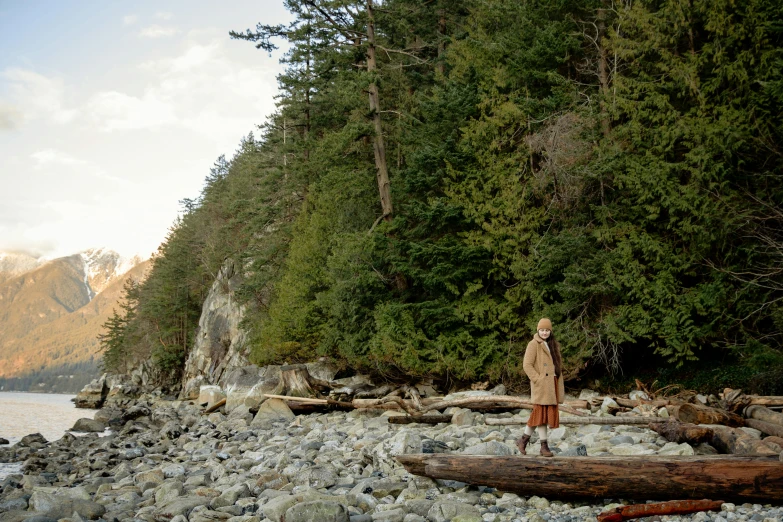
[540, 440, 554, 457]
[515, 434, 531, 455]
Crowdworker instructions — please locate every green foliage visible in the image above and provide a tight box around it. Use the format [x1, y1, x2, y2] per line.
[102, 0, 783, 388]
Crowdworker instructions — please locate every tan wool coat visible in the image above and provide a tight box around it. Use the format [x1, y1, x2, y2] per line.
[523, 334, 565, 405]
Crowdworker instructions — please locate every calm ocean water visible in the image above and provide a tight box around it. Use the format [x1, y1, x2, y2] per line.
[0, 392, 98, 480]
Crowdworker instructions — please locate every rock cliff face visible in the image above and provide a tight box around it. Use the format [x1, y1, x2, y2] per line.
[180, 259, 250, 399]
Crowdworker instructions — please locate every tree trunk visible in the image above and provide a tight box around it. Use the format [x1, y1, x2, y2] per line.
[596, 6, 611, 137]
[487, 416, 654, 426]
[388, 414, 453, 425]
[396, 454, 783, 502]
[614, 397, 672, 408]
[745, 405, 783, 427]
[436, 4, 446, 75]
[598, 500, 724, 522]
[677, 403, 745, 427]
[274, 364, 318, 398]
[745, 418, 783, 438]
[648, 421, 713, 444]
[366, 0, 393, 220]
[709, 425, 780, 455]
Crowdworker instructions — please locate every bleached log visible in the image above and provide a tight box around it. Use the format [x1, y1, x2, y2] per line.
[485, 416, 653, 426]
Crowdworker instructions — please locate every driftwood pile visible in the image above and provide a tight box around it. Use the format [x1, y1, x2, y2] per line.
[263, 366, 783, 459]
[246, 368, 783, 508]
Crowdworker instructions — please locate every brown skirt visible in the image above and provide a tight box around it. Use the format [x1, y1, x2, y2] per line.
[527, 376, 560, 428]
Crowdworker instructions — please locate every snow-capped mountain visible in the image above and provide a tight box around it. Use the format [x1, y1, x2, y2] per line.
[0, 248, 149, 388]
[0, 252, 44, 284]
[79, 248, 141, 299]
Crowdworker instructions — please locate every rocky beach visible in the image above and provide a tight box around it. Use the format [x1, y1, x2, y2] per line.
[1, 387, 781, 522]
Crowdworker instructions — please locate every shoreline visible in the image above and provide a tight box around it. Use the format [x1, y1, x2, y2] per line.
[1, 396, 781, 522]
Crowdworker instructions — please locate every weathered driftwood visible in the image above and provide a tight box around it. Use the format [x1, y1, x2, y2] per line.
[614, 397, 672, 409]
[352, 397, 443, 410]
[764, 436, 783, 449]
[745, 405, 783, 428]
[649, 421, 713, 445]
[745, 418, 783, 438]
[709, 425, 780, 455]
[677, 403, 745, 427]
[486, 416, 654, 426]
[420, 396, 587, 416]
[388, 414, 453, 425]
[204, 398, 226, 414]
[723, 388, 783, 407]
[275, 364, 319, 398]
[598, 500, 724, 522]
[396, 454, 783, 502]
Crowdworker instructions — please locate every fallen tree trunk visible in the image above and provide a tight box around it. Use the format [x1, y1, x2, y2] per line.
[723, 389, 783, 407]
[352, 397, 442, 410]
[598, 500, 724, 522]
[745, 405, 783, 428]
[420, 396, 587, 416]
[614, 397, 672, 409]
[649, 421, 713, 445]
[486, 416, 655, 426]
[388, 414, 453, 425]
[396, 454, 783, 502]
[745, 418, 783, 438]
[677, 404, 745, 427]
[709, 425, 780, 455]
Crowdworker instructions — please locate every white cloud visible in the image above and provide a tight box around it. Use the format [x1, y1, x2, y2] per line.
[155, 11, 174, 20]
[0, 104, 23, 130]
[123, 14, 138, 26]
[29, 149, 132, 186]
[31, 149, 89, 168]
[86, 90, 178, 131]
[1, 68, 76, 125]
[139, 25, 179, 38]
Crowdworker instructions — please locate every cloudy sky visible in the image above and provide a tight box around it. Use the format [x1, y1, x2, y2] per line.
[0, 1, 291, 260]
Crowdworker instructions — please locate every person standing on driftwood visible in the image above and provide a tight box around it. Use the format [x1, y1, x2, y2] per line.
[516, 318, 565, 457]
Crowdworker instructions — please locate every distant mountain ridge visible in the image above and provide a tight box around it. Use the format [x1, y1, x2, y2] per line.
[0, 248, 149, 391]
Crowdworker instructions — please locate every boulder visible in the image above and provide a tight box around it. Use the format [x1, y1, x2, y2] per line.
[462, 441, 513, 456]
[153, 496, 210, 521]
[369, 431, 422, 475]
[427, 501, 481, 522]
[250, 398, 294, 427]
[198, 386, 226, 410]
[283, 501, 348, 522]
[74, 374, 108, 409]
[70, 418, 106, 433]
[258, 494, 298, 522]
[16, 433, 47, 447]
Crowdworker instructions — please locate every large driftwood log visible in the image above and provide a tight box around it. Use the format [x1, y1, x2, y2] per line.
[396, 454, 783, 502]
[598, 500, 724, 522]
[614, 397, 672, 408]
[745, 418, 783, 438]
[486, 416, 654, 426]
[420, 396, 587, 416]
[677, 403, 745, 427]
[745, 404, 783, 428]
[709, 425, 780, 455]
[649, 421, 713, 444]
[723, 389, 783, 407]
[388, 414, 453, 425]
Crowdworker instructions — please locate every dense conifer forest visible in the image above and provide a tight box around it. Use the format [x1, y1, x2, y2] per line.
[100, 0, 783, 393]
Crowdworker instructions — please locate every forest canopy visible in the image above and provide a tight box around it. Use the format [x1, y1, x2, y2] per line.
[100, 0, 783, 392]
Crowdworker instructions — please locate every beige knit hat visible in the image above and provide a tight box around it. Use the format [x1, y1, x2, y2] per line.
[537, 318, 553, 330]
